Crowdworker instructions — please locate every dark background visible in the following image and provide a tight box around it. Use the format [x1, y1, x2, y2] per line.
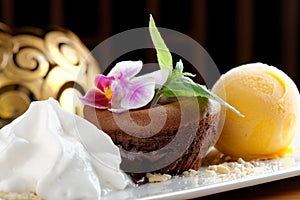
[1, 0, 299, 86]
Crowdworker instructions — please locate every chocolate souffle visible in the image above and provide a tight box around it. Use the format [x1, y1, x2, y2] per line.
[83, 97, 222, 183]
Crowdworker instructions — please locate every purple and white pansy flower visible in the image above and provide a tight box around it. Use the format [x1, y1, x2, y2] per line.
[80, 60, 168, 113]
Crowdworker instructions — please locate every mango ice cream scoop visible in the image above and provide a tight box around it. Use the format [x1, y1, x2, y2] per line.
[212, 63, 300, 159]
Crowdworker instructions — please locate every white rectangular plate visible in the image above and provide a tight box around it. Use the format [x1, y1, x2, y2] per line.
[103, 149, 300, 200]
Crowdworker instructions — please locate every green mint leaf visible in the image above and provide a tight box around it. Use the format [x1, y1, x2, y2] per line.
[162, 76, 208, 97]
[170, 60, 195, 80]
[207, 89, 244, 117]
[170, 60, 185, 80]
[162, 76, 244, 117]
[149, 15, 173, 75]
[174, 59, 184, 73]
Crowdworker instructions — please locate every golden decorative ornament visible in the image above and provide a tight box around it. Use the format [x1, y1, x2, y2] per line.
[0, 23, 100, 127]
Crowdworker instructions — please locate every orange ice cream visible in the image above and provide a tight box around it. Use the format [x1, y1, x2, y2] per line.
[212, 63, 300, 159]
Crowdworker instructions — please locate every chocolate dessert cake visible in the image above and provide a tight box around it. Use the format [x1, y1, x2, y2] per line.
[83, 97, 222, 181]
[81, 15, 239, 183]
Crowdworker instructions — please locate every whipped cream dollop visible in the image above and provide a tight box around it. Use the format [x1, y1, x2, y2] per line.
[0, 98, 130, 200]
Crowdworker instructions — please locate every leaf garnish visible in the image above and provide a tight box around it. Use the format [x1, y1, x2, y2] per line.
[149, 15, 243, 117]
[149, 15, 173, 76]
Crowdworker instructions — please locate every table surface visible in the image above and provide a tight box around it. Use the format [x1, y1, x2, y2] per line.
[196, 175, 300, 200]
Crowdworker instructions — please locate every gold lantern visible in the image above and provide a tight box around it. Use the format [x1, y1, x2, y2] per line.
[0, 23, 100, 127]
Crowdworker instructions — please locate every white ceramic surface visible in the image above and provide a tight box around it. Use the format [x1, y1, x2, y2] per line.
[103, 148, 300, 200]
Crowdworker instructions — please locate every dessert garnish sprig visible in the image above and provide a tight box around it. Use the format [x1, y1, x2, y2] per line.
[148, 15, 243, 116]
[80, 15, 243, 117]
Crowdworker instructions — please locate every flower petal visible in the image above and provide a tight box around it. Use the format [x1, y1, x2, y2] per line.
[139, 68, 169, 88]
[107, 61, 143, 79]
[108, 107, 128, 113]
[80, 89, 110, 109]
[120, 76, 155, 110]
[109, 82, 124, 110]
[95, 74, 114, 91]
